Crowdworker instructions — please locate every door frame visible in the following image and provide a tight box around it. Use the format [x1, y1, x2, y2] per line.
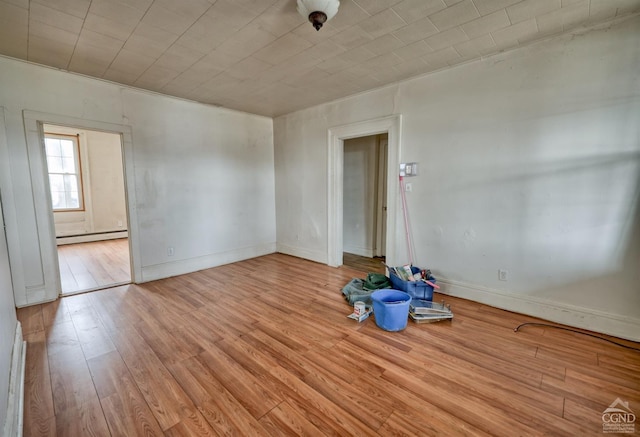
[23, 110, 140, 300]
[327, 115, 401, 267]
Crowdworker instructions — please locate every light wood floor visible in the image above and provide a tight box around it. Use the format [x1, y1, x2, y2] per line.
[57, 238, 131, 295]
[17, 253, 640, 436]
[343, 252, 385, 274]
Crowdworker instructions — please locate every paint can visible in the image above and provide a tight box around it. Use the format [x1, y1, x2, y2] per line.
[354, 301, 366, 317]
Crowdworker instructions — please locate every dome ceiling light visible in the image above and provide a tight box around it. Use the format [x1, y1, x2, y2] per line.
[297, 0, 340, 31]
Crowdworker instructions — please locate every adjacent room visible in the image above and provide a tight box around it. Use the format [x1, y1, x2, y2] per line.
[0, 0, 638, 436]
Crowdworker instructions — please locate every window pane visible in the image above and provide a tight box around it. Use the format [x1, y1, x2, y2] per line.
[49, 174, 64, 191]
[62, 157, 76, 173]
[63, 174, 78, 192]
[51, 191, 64, 209]
[67, 191, 79, 209]
[60, 140, 74, 158]
[45, 138, 61, 157]
[47, 156, 64, 173]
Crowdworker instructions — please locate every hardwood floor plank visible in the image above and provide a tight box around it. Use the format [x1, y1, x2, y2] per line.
[19, 253, 640, 437]
[57, 238, 131, 295]
[22, 331, 55, 437]
[54, 398, 111, 437]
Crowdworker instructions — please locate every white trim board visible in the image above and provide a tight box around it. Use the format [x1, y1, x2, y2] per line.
[56, 231, 128, 246]
[22, 110, 140, 304]
[438, 279, 640, 342]
[3, 322, 25, 437]
[327, 115, 402, 268]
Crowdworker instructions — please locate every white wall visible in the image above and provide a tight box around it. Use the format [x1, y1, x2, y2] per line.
[0, 56, 276, 307]
[0, 115, 17, 437]
[343, 135, 379, 257]
[274, 16, 640, 340]
[46, 125, 128, 240]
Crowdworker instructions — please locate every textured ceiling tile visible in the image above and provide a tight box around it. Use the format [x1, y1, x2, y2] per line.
[141, 3, 199, 35]
[324, 0, 370, 31]
[89, 0, 146, 26]
[153, 44, 204, 72]
[393, 57, 429, 79]
[392, 40, 433, 61]
[308, 39, 347, 60]
[29, 20, 79, 47]
[392, 16, 439, 43]
[392, 0, 447, 23]
[352, 0, 403, 16]
[103, 68, 140, 84]
[29, 2, 84, 33]
[84, 12, 138, 40]
[108, 49, 157, 78]
[360, 33, 404, 55]
[76, 28, 125, 51]
[198, 49, 244, 70]
[225, 56, 273, 80]
[422, 46, 460, 68]
[135, 65, 181, 89]
[506, 0, 561, 24]
[118, 0, 153, 12]
[28, 37, 74, 69]
[428, 0, 480, 30]
[0, 1, 27, 25]
[253, 0, 306, 38]
[0, 30, 27, 58]
[153, 0, 212, 21]
[68, 52, 112, 77]
[357, 8, 407, 39]
[453, 33, 495, 57]
[253, 33, 313, 65]
[2, 0, 28, 8]
[31, 0, 90, 19]
[537, 0, 589, 34]
[491, 18, 538, 47]
[425, 26, 469, 50]
[330, 25, 375, 50]
[588, 0, 639, 21]
[205, 0, 261, 30]
[161, 65, 221, 94]
[122, 32, 175, 59]
[177, 16, 236, 53]
[461, 9, 511, 38]
[215, 26, 277, 59]
[472, 0, 521, 16]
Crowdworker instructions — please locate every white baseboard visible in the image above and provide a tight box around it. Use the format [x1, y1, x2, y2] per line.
[343, 246, 374, 258]
[141, 243, 276, 282]
[276, 243, 328, 265]
[438, 278, 640, 342]
[56, 231, 128, 245]
[3, 322, 25, 437]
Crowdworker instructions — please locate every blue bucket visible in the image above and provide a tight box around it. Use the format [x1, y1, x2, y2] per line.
[371, 289, 412, 331]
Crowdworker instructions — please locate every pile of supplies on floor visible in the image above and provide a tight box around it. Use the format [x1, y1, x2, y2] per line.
[343, 264, 453, 328]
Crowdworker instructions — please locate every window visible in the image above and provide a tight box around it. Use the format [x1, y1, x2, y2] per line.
[44, 134, 84, 211]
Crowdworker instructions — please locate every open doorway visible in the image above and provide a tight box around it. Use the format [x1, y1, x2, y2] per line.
[327, 115, 401, 268]
[43, 124, 131, 295]
[343, 134, 388, 273]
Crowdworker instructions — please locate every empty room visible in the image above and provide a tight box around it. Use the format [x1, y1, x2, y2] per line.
[0, 0, 639, 436]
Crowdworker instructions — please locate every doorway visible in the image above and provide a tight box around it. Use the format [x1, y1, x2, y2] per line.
[327, 115, 401, 268]
[342, 133, 388, 272]
[43, 124, 131, 295]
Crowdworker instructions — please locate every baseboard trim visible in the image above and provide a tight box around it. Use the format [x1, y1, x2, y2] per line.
[141, 243, 277, 282]
[343, 246, 374, 258]
[438, 278, 640, 342]
[56, 231, 128, 245]
[276, 243, 328, 265]
[3, 321, 26, 437]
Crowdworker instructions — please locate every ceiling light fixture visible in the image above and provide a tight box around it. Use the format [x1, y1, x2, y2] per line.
[297, 0, 340, 31]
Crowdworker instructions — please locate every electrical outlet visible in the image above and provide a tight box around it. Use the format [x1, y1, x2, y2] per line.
[117, 220, 123, 227]
[499, 269, 508, 281]
[167, 247, 174, 256]
[405, 183, 412, 192]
